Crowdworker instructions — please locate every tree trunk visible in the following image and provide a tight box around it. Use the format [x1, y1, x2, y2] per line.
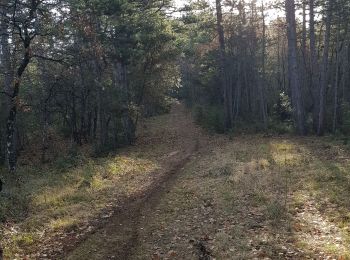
[216, 0, 233, 129]
[6, 41, 32, 172]
[285, 0, 306, 135]
[317, 0, 332, 136]
[301, 0, 309, 108]
[309, 0, 319, 132]
[302, 0, 307, 59]
[118, 62, 135, 145]
[333, 23, 346, 133]
[79, 64, 89, 143]
[95, 65, 108, 150]
[260, 1, 268, 129]
[5, 0, 38, 172]
[0, 2, 13, 165]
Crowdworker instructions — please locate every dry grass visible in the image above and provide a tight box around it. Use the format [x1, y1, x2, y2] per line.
[130, 135, 350, 259]
[0, 102, 203, 259]
[0, 151, 160, 258]
[2, 104, 350, 259]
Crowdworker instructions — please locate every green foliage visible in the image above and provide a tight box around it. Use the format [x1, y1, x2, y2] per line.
[340, 102, 350, 135]
[193, 105, 225, 134]
[268, 121, 294, 135]
[53, 147, 83, 172]
[232, 120, 266, 135]
[0, 0, 182, 168]
[273, 92, 293, 122]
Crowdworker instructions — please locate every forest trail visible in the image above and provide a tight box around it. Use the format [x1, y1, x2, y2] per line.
[2, 0, 350, 259]
[63, 102, 212, 259]
[64, 102, 350, 260]
[34, 102, 350, 260]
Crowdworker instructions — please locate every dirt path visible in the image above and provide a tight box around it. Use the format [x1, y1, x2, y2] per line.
[60, 103, 350, 260]
[64, 102, 209, 259]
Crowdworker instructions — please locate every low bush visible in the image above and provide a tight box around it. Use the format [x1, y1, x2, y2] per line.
[193, 105, 225, 134]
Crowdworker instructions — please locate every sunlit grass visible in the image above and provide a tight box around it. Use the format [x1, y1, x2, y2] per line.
[0, 151, 159, 258]
[50, 216, 79, 231]
[3, 129, 350, 258]
[269, 141, 305, 167]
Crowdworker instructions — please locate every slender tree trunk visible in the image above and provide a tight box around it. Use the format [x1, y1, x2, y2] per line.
[95, 65, 107, 149]
[285, 0, 306, 135]
[5, 0, 39, 172]
[317, 0, 332, 136]
[301, 0, 309, 106]
[93, 107, 98, 139]
[79, 64, 89, 142]
[41, 100, 49, 163]
[260, 1, 268, 129]
[6, 39, 32, 172]
[234, 63, 242, 120]
[309, 0, 319, 132]
[39, 64, 51, 163]
[302, 1, 307, 59]
[0, 2, 13, 165]
[216, 0, 233, 129]
[332, 25, 341, 133]
[282, 43, 287, 91]
[277, 33, 283, 89]
[116, 62, 135, 144]
[342, 40, 349, 103]
[118, 62, 128, 143]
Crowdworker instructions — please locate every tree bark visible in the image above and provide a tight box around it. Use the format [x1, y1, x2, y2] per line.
[317, 0, 332, 136]
[309, 0, 319, 132]
[5, 0, 39, 172]
[302, 0, 307, 58]
[260, 1, 268, 129]
[95, 63, 108, 150]
[332, 26, 341, 133]
[216, 0, 233, 129]
[117, 62, 135, 145]
[285, 0, 306, 135]
[0, 1, 13, 165]
[6, 41, 32, 172]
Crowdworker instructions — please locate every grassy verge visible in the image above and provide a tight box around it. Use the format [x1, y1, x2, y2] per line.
[0, 148, 160, 258]
[2, 103, 350, 259]
[130, 135, 350, 259]
[0, 103, 196, 259]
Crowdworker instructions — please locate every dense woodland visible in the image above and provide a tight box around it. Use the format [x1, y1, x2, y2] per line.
[183, 0, 350, 136]
[0, 0, 181, 173]
[1, 0, 350, 172]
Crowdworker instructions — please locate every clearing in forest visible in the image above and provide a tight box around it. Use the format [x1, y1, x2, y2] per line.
[2, 103, 350, 259]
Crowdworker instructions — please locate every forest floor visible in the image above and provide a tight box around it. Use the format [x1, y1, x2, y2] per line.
[1, 102, 350, 259]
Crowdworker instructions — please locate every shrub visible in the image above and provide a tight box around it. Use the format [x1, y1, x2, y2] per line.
[340, 102, 350, 135]
[273, 92, 292, 122]
[54, 147, 83, 172]
[193, 105, 225, 134]
[268, 121, 294, 135]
